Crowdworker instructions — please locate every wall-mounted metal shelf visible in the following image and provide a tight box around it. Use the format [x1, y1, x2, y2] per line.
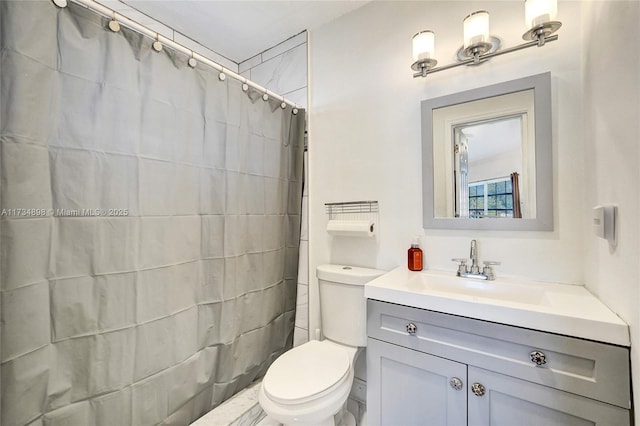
[325, 200, 379, 218]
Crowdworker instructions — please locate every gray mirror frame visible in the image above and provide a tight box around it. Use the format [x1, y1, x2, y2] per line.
[422, 72, 553, 231]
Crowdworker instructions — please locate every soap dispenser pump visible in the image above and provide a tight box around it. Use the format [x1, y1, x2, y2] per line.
[408, 237, 423, 271]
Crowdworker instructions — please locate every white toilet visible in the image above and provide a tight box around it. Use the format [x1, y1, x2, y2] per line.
[259, 264, 385, 426]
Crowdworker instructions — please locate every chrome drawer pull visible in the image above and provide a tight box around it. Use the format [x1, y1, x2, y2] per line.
[471, 382, 486, 397]
[530, 350, 547, 366]
[449, 377, 463, 390]
[406, 323, 417, 335]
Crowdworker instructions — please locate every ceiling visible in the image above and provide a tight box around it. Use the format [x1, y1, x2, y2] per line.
[122, 0, 369, 64]
[462, 117, 522, 163]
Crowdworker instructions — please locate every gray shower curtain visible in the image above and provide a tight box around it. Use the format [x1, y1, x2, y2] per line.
[0, 1, 304, 425]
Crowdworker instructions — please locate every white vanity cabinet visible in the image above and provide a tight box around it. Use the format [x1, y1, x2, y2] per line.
[366, 299, 631, 426]
[367, 338, 467, 426]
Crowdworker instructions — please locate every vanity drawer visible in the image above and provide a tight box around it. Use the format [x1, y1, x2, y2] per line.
[367, 299, 631, 409]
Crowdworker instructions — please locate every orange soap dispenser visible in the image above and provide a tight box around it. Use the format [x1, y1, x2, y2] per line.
[408, 237, 423, 271]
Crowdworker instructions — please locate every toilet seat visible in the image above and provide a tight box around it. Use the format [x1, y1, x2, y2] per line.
[263, 340, 351, 405]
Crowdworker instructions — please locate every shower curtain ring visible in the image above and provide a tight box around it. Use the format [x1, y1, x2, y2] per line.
[262, 92, 269, 101]
[152, 35, 163, 52]
[242, 82, 249, 92]
[188, 53, 197, 68]
[219, 68, 226, 81]
[108, 12, 121, 32]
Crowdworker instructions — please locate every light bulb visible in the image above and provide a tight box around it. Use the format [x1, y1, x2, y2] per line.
[525, 0, 557, 28]
[412, 30, 435, 62]
[463, 11, 490, 49]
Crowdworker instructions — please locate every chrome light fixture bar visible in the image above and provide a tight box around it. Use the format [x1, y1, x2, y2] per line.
[412, 0, 561, 78]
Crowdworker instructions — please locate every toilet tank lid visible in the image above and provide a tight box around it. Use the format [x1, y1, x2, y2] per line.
[316, 264, 386, 286]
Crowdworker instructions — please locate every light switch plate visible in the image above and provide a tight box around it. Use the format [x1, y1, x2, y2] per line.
[592, 205, 616, 244]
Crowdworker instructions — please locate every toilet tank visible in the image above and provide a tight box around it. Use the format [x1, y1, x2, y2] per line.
[316, 264, 386, 347]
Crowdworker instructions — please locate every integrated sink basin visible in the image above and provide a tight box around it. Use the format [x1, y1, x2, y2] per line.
[365, 267, 630, 346]
[410, 272, 551, 306]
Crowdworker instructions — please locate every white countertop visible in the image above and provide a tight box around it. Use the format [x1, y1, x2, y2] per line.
[365, 267, 630, 347]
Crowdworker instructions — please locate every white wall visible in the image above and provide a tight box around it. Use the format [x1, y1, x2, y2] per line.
[309, 0, 585, 336]
[469, 149, 521, 183]
[581, 2, 640, 423]
[309, 1, 639, 420]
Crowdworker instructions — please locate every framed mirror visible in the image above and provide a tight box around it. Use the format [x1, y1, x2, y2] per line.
[422, 73, 553, 231]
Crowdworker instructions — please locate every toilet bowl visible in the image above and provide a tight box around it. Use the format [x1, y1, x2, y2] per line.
[259, 340, 358, 426]
[259, 264, 385, 426]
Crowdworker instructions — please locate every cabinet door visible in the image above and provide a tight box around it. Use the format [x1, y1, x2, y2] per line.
[468, 367, 630, 426]
[367, 338, 467, 426]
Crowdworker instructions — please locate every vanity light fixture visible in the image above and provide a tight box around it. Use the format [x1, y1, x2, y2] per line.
[411, 0, 561, 78]
[412, 30, 437, 70]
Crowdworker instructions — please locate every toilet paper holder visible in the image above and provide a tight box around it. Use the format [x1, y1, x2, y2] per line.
[325, 201, 379, 237]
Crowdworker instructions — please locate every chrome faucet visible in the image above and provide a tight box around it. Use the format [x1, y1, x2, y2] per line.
[452, 240, 500, 280]
[469, 239, 480, 274]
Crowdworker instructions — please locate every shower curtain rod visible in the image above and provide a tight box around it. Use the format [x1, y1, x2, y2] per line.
[61, 0, 302, 111]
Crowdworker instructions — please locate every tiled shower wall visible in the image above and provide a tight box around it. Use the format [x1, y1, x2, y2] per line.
[238, 32, 308, 110]
[97, 0, 238, 73]
[240, 32, 309, 347]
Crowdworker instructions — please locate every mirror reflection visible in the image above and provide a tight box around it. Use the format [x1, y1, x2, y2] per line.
[455, 116, 523, 218]
[432, 89, 536, 220]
